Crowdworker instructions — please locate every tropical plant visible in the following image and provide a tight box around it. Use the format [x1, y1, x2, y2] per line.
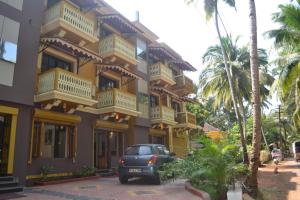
[266, 0, 300, 131]
[160, 136, 248, 200]
[246, 0, 262, 195]
[200, 35, 272, 125]
[73, 165, 96, 178]
[40, 165, 55, 181]
[186, 0, 250, 164]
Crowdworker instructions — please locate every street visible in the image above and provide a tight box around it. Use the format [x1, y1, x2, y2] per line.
[0, 177, 201, 200]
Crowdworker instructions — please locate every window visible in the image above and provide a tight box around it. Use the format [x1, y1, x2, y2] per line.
[0, 15, 19, 63]
[136, 38, 146, 59]
[150, 95, 159, 107]
[0, 0, 23, 10]
[99, 76, 118, 90]
[138, 93, 149, 104]
[0, 15, 19, 87]
[41, 54, 72, 73]
[172, 101, 181, 113]
[47, 0, 59, 8]
[139, 146, 152, 155]
[32, 122, 76, 159]
[125, 146, 152, 155]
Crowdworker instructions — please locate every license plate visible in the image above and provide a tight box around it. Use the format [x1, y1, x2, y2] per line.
[129, 168, 141, 173]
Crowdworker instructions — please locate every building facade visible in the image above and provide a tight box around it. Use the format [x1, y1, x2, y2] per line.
[0, 0, 44, 185]
[0, 0, 197, 185]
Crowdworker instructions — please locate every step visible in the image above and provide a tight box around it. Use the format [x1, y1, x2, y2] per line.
[0, 180, 18, 188]
[0, 176, 14, 182]
[0, 186, 23, 194]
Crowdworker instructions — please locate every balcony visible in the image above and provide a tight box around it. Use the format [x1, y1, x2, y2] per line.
[150, 106, 177, 126]
[99, 34, 137, 66]
[173, 75, 194, 95]
[174, 112, 197, 129]
[97, 89, 139, 116]
[42, 0, 98, 44]
[35, 68, 97, 106]
[150, 62, 176, 86]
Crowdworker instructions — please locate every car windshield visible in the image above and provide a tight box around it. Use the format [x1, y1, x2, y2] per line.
[125, 146, 152, 155]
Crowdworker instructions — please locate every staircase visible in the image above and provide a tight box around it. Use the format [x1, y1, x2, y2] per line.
[0, 176, 23, 194]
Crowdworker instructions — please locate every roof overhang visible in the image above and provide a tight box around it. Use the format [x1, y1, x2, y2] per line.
[148, 45, 177, 61]
[40, 37, 102, 62]
[169, 60, 197, 71]
[151, 86, 179, 98]
[97, 64, 141, 79]
[99, 14, 141, 34]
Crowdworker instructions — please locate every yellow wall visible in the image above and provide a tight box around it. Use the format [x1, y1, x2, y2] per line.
[78, 62, 96, 85]
[172, 134, 189, 157]
[207, 131, 223, 140]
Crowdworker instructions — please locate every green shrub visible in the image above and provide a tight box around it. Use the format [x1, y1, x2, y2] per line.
[73, 165, 96, 178]
[160, 136, 249, 200]
[40, 165, 55, 181]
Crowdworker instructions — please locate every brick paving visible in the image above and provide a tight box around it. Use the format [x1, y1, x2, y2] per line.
[258, 158, 300, 200]
[0, 177, 201, 200]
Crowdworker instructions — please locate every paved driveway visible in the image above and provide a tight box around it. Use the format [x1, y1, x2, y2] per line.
[0, 177, 201, 200]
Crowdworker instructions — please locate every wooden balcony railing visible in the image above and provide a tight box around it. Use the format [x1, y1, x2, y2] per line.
[97, 89, 137, 112]
[99, 34, 137, 65]
[36, 68, 96, 106]
[150, 62, 175, 85]
[175, 112, 196, 125]
[43, 0, 98, 42]
[174, 75, 194, 94]
[150, 106, 176, 124]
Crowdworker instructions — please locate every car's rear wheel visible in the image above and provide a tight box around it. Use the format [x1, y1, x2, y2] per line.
[119, 176, 128, 184]
[154, 174, 161, 185]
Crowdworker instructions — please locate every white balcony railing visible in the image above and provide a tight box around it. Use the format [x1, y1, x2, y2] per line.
[44, 1, 97, 39]
[98, 89, 137, 111]
[150, 106, 175, 123]
[38, 68, 94, 99]
[175, 112, 196, 125]
[99, 34, 136, 64]
[150, 62, 175, 84]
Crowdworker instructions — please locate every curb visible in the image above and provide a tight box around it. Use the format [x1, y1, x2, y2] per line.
[185, 181, 211, 200]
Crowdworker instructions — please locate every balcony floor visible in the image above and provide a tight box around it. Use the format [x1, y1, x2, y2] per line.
[174, 122, 197, 130]
[35, 90, 98, 107]
[96, 106, 140, 117]
[151, 118, 177, 126]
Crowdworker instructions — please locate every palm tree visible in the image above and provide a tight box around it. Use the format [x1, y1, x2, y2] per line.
[200, 35, 272, 153]
[186, 0, 250, 164]
[247, 0, 262, 195]
[266, 1, 300, 132]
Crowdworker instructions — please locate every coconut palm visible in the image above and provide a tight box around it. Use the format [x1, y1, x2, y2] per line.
[200, 35, 272, 141]
[186, 0, 250, 164]
[266, 1, 300, 131]
[247, 0, 262, 194]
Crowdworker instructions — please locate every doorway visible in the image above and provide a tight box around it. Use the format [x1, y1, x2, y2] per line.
[94, 130, 125, 170]
[0, 114, 11, 176]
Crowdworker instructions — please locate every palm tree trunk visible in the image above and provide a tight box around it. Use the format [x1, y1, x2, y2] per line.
[238, 94, 248, 140]
[214, 3, 249, 164]
[247, 0, 262, 196]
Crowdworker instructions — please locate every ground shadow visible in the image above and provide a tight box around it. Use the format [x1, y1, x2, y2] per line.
[126, 177, 160, 185]
[258, 162, 298, 200]
[0, 193, 26, 200]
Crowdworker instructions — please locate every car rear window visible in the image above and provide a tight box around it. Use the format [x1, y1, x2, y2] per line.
[125, 146, 153, 155]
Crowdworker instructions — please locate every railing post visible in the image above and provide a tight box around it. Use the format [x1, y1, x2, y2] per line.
[54, 68, 59, 90]
[186, 112, 188, 124]
[113, 88, 116, 106]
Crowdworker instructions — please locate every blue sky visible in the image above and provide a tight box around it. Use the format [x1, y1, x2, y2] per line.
[104, 0, 289, 107]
